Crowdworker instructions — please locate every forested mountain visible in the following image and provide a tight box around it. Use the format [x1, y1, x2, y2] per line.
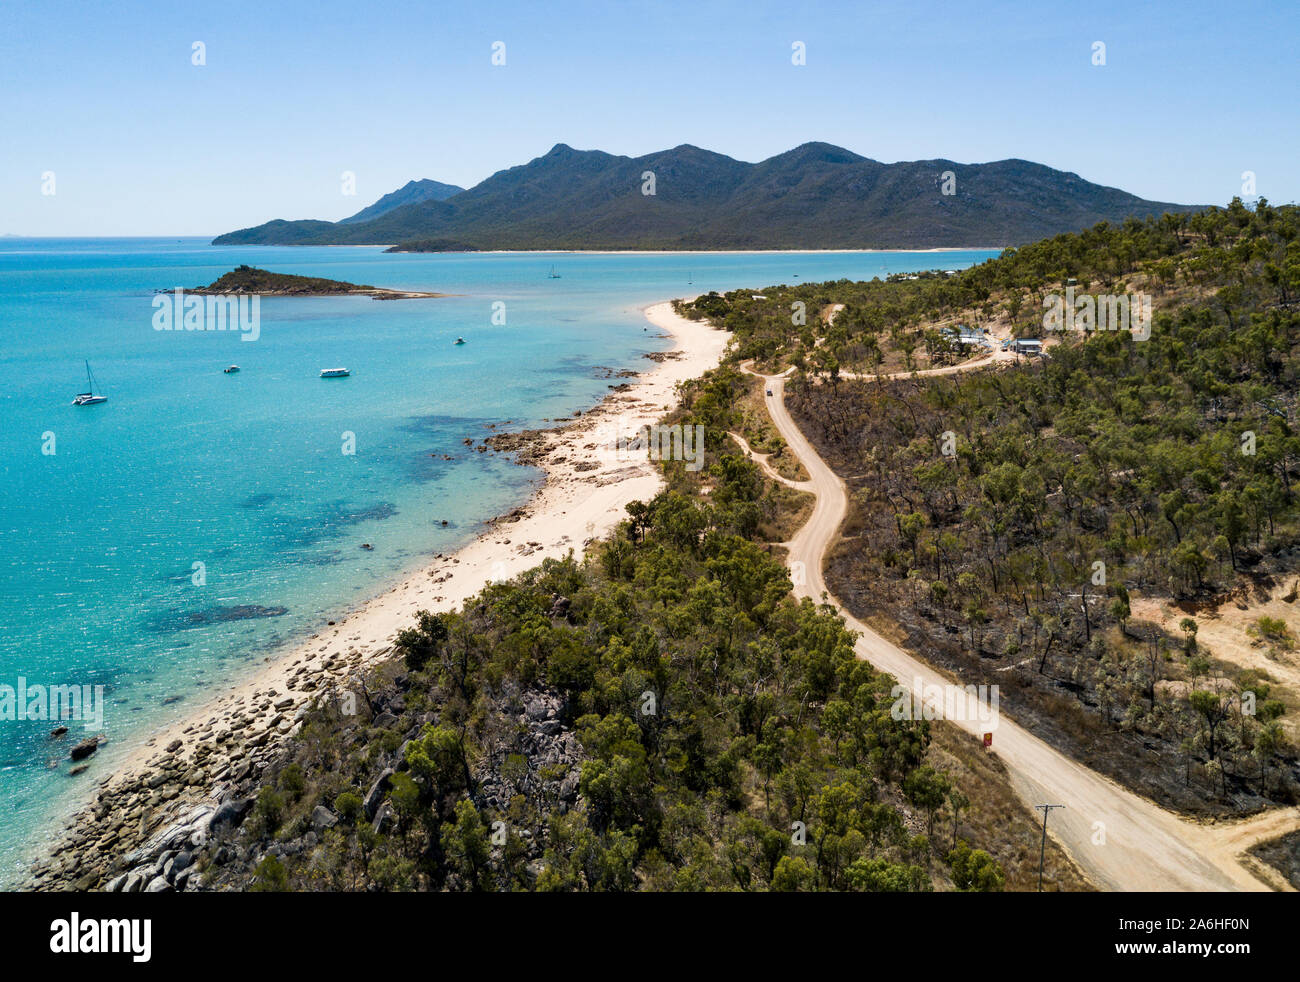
[212, 142, 1198, 250]
[338, 179, 465, 225]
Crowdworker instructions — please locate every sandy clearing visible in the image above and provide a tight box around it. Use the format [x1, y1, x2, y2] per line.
[1131, 586, 1300, 711]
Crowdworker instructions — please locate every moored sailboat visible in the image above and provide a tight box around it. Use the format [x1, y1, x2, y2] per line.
[72, 361, 107, 406]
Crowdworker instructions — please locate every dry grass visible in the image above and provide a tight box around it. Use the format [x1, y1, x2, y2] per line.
[1132, 578, 1300, 742]
[738, 378, 809, 482]
[928, 722, 1094, 892]
[759, 482, 814, 544]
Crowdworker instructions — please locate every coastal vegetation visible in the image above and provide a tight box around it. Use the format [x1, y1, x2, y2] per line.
[192, 265, 377, 295]
[161, 350, 1088, 893]
[194, 432, 1082, 891]
[683, 200, 1300, 819]
[382, 239, 479, 253]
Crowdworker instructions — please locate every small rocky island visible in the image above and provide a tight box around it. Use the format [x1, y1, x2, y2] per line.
[190, 264, 446, 299]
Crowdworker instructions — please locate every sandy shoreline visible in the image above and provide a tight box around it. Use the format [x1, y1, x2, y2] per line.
[228, 243, 1005, 255]
[22, 299, 729, 888]
[383, 247, 1005, 256]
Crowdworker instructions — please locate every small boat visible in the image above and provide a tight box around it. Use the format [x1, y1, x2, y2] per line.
[454, 337, 466, 345]
[548, 265, 561, 279]
[223, 365, 240, 374]
[320, 368, 350, 378]
[72, 360, 107, 406]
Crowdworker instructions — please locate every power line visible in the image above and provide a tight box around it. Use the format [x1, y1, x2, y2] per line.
[1034, 804, 1066, 892]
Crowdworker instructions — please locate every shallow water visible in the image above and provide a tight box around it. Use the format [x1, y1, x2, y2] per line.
[0, 239, 997, 881]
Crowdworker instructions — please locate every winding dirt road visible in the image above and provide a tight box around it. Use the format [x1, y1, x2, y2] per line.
[725, 430, 811, 492]
[747, 366, 1296, 892]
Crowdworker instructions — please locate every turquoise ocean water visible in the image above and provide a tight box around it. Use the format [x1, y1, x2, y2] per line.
[0, 240, 997, 882]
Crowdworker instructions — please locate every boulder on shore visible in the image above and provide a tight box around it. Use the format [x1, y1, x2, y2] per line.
[207, 797, 253, 834]
[69, 736, 101, 761]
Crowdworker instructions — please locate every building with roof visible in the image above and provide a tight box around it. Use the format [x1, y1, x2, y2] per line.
[942, 325, 994, 349]
[1007, 337, 1043, 355]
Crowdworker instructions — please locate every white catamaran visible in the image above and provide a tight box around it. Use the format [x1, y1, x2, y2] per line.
[72, 361, 107, 406]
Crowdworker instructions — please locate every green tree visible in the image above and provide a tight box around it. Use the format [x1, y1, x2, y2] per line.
[770, 855, 815, 892]
[396, 609, 451, 672]
[947, 840, 1004, 891]
[441, 799, 492, 890]
[846, 856, 930, 892]
[902, 766, 951, 838]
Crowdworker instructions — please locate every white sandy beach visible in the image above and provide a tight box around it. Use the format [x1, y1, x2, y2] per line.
[32, 299, 728, 871]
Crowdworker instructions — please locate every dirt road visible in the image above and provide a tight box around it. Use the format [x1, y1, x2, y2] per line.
[752, 367, 1294, 892]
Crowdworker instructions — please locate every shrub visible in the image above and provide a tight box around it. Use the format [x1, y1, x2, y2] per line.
[253, 787, 285, 836]
[335, 790, 363, 825]
[250, 854, 290, 891]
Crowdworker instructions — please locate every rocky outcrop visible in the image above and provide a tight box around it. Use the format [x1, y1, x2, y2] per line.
[24, 658, 587, 893]
[69, 736, 101, 761]
[24, 683, 322, 892]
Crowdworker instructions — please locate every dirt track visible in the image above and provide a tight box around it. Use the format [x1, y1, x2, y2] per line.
[745, 362, 1296, 891]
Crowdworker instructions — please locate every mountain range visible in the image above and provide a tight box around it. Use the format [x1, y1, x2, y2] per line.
[338, 178, 465, 225]
[213, 142, 1200, 251]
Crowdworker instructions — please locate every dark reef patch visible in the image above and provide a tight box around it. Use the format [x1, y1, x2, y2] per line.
[147, 604, 289, 633]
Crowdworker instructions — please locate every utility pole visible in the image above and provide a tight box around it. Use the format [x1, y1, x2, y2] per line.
[1034, 804, 1065, 892]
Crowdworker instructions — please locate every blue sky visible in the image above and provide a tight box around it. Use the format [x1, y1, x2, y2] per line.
[2, 0, 1296, 235]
